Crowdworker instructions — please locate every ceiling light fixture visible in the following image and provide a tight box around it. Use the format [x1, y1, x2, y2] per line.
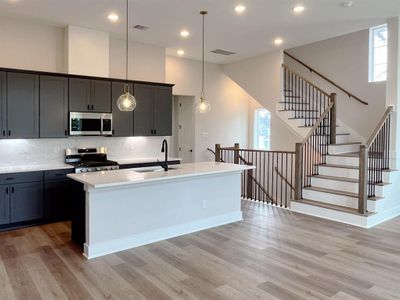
[235, 5, 246, 14]
[293, 5, 305, 14]
[196, 11, 211, 114]
[117, 0, 137, 112]
[177, 49, 185, 56]
[274, 38, 283, 46]
[342, 1, 353, 8]
[180, 30, 190, 38]
[108, 13, 119, 22]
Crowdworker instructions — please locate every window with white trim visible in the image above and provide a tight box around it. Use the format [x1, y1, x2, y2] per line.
[254, 109, 271, 150]
[369, 24, 388, 82]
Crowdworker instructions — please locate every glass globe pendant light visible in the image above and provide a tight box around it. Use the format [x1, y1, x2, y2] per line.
[196, 11, 211, 114]
[117, 0, 137, 111]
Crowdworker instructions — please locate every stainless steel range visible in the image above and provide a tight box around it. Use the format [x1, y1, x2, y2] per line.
[65, 147, 119, 173]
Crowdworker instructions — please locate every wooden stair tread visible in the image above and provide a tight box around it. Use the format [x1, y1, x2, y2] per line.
[330, 142, 362, 146]
[320, 164, 397, 173]
[295, 199, 374, 216]
[304, 186, 358, 198]
[310, 174, 358, 183]
[310, 174, 391, 186]
[328, 152, 359, 157]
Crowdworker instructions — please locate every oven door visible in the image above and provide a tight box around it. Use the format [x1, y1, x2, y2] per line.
[69, 112, 102, 136]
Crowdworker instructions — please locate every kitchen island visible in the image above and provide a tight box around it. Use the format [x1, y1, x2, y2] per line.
[67, 162, 254, 259]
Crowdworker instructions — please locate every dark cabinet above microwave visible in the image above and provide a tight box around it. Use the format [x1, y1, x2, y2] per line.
[69, 78, 111, 113]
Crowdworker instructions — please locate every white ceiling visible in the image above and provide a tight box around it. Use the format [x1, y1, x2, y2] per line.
[0, 0, 399, 64]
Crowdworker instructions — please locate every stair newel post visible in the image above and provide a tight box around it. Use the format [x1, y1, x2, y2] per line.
[215, 144, 221, 162]
[234, 143, 240, 164]
[330, 93, 337, 145]
[358, 145, 368, 215]
[294, 142, 304, 200]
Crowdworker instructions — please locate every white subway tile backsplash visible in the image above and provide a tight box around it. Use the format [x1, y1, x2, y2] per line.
[0, 136, 170, 167]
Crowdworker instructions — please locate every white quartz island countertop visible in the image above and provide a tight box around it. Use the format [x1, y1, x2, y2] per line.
[68, 162, 255, 189]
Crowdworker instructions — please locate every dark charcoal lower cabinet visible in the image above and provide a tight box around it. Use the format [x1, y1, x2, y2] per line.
[10, 182, 43, 223]
[0, 185, 10, 225]
[44, 170, 73, 221]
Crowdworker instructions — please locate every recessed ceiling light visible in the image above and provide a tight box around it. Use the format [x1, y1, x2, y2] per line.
[108, 13, 119, 22]
[180, 30, 190, 38]
[235, 5, 246, 14]
[293, 5, 305, 14]
[342, 1, 353, 8]
[274, 38, 283, 46]
[177, 49, 185, 56]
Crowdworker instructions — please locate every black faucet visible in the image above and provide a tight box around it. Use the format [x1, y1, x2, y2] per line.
[159, 139, 168, 171]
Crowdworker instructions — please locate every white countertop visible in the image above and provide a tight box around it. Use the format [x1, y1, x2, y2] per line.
[67, 162, 254, 189]
[0, 157, 182, 174]
[0, 163, 74, 174]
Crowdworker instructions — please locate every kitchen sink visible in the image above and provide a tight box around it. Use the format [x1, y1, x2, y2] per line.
[133, 166, 180, 173]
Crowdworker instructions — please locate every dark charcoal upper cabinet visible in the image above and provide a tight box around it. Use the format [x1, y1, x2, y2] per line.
[6, 72, 39, 139]
[0, 185, 10, 226]
[40, 76, 69, 138]
[0, 72, 5, 139]
[134, 84, 172, 136]
[153, 86, 173, 136]
[69, 78, 91, 112]
[134, 84, 154, 136]
[69, 78, 111, 113]
[112, 82, 133, 136]
[10, 181, 43, 223]
[91, 80, 111, 112]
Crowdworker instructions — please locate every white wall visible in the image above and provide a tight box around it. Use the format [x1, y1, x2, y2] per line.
[222, 51, 300, 151]
[166, 56, 251, 161]
[0, 18, 64, 72]
[65, 25, 110, 77]
[285, 29, 387, 139]
[109, 37, 166, 83]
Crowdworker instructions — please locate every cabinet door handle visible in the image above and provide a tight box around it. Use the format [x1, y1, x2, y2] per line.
[5, 187, 8, 194]
[11, 187, 14, 193]
[2, 130, 5, 137]
[87, 104, 90, 110]
[154, 130, 157, 135]
[91, 105, 94, 111]
[6, 177, 14, 181]
[8, 130, 11, 136]
[112, 129, 115, 135]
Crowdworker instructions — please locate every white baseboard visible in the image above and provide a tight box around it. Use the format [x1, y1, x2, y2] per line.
[84, 211, 243, 259]
[366, 205, 400, 228]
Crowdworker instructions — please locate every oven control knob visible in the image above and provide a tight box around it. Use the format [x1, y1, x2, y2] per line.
[80, 169, 87, 173]
[96, 167, 101, 171]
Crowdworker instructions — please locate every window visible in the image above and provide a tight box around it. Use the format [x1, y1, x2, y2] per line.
[254, 109, 271, 150]
[369, 24, 388, 82]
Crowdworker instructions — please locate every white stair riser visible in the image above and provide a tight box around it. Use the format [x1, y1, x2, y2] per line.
[326, 156, 359, 167]
[311, 177, 384, 197]
[303, 189, 358, 209]
[336, 135, 353, 144]
[291, 202, 369, 227]
[318, 166, 392, 182]
[328, 144, 360, 154]
[319, 166, 359, 179]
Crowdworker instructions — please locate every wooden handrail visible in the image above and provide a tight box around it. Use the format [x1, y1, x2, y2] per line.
[282, 64, 331, 98]
[275, 167, 294, 191]
[301, 102, 334, 143]
[284, 51, 369, 106]
[366, 106, 394, 148]
[221, 147, 296, 154]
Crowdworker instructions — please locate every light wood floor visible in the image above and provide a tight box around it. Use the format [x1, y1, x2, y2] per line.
[0, 201, 399, 300]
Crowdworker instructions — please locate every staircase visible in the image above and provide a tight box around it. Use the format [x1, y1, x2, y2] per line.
[276, 60, 399, 228]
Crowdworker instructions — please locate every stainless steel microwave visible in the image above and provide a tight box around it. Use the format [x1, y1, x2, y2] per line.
[69, 112, 112, 136]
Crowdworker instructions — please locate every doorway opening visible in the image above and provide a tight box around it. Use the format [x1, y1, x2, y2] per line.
[172, 96, 195, 163]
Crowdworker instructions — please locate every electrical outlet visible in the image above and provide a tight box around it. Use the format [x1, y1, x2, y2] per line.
[202, 200, 207, 209]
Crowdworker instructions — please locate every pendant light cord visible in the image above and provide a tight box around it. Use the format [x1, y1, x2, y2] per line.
[201, 11, 207, 100]
[126, 0, 129, 83]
